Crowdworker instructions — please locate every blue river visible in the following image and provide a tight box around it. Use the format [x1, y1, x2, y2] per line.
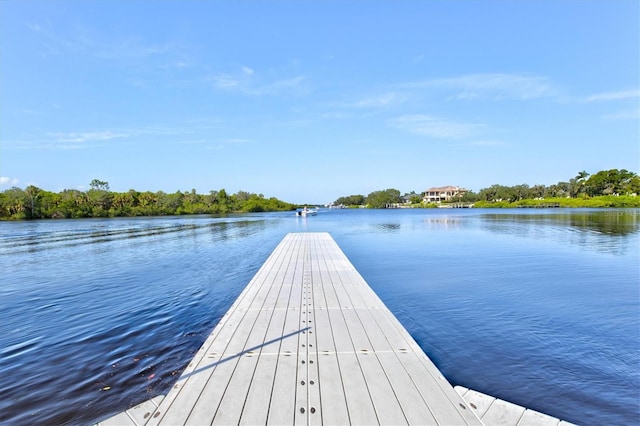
[0, 208, 638, 425]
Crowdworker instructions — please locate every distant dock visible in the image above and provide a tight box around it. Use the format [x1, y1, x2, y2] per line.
[98, 232, 573, 425]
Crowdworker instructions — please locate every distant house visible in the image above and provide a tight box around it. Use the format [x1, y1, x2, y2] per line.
[401, 194, 413, 204]
[422, 186, 467, 203]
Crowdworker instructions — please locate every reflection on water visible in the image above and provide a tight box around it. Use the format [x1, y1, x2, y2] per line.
[0, 217, 269, 255]
[481, 210, 639, 236]
[479, 210, 639, 255]
[371, 223, 401, 232]
[423, 217, 465, 230]
[0, 209, 638, 426]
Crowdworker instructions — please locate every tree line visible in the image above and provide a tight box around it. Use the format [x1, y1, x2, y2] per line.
[334, 189, 404, 209]
[0, 179, 296, 220]
[471, 169, 639, 203]
[333, 169, 640, 208]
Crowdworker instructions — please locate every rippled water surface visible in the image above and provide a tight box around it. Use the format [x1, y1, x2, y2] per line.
[1, 209, 638, 425]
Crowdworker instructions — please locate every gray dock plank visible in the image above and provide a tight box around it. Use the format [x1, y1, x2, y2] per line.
[316, 350, 350, 424]
[377, 352, 440, 424]
[356, 352, 408, 424]
[268, 350, 298, 424]
[454, 386, 575, 426]
[336, 352, 380, 424]
[483, 398, 527, 426]
[518, 410, 564, 426]
[456, 386, 496, 418]
[133, 233, 483, 425]
[97, 395, 164, 426]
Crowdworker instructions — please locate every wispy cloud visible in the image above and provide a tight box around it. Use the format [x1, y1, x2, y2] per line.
[27, 21, 182, 60]
[405, 73, 557, 100]
[4, 126, 181, 150]
[581, 89, 640, 120]
[50, 131, 129, 144]
[346, 92, 407, 108]
[255, 76, 309, 96]
[0, 177, 20, 186]
[3, 120, 246, 152]
[18, 108, 44, 116]
[207, 67, 310, 96]
[388, 114, 482, 139]
[2, 130, 130, 151]
[585, 89, 640, 102]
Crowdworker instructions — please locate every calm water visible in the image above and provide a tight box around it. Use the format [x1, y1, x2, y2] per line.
[1, 209, 638, 425]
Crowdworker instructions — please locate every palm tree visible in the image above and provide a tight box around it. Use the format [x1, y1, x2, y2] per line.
[574, 171, 590, 197]
[576, 170, 589, 181]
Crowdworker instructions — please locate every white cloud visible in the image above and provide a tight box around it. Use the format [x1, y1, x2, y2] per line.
[586, 90, 640, 102]
[388, 115, 481, 139]
[207, 67, 309, 96]
[350, 93, 407, 108]
[250, 76, 309, 96]
[405, 73, 556, 100]
[0, 177, 19, 186]
[51, 131, 129, 143]
[27, 21, 183, 60]
[209, 74, 241, 90]
[5, 120, 232, 151]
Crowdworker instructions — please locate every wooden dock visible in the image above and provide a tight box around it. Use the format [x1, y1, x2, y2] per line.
[98, 232, 572, 425]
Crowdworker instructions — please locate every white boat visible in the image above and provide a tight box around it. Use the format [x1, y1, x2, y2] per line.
[296, 207, 318, 217]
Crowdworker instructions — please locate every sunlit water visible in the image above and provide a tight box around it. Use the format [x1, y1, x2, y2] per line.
[0, 209, 638, 425]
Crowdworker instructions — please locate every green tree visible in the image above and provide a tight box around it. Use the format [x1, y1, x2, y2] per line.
[1, 187, 27, 219]
[585, 169, 639, 196]
[545, 182, 570, 198]
[59, 189, 90, 218]
[87, 184, 112, 217]
[409, 194, 422, 204]
[458, 190, 480, 202]
[366, 188, 401, 208]
[90, 179, 110, 191]
[511, 184, 531, 202]
[531, 184, 546, 199]
[334, 194, 365, 206]
[479, 184, 507, 202]
[157, 191, 183, 214]
[25, 185, 42, 219]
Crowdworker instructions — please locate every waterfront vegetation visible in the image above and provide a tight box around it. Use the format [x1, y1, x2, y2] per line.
[0, 180, 296, 220]
[334, 169, 640, 208]
[2, 169, 639, 219]
[472, 195, 640, 208]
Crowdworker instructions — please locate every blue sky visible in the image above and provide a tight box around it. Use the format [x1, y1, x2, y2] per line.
[1, 1, 638, 204]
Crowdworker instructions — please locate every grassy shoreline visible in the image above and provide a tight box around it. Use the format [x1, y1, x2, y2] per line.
[470, 195, 640, 208]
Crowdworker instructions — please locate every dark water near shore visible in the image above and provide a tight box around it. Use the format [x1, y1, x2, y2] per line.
[1, 209, 638, 425]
